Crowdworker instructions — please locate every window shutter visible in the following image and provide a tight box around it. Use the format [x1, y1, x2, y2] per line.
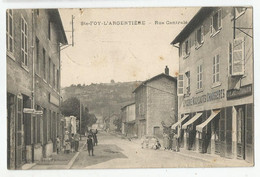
[195, 30, 197, 48]
[201, 25, 204, 43]
[188, 38, 191, 54]
[210, 17, 213, 35]
[232, 37, 245, 76]
[178, 74, 184, 96]
[218, 9, 222, 29]
[182, 42, 185, 57]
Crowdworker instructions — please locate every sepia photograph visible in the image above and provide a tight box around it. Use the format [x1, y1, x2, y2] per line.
[5, 6, 254, 170]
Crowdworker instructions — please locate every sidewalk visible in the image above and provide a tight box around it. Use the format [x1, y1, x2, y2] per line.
[30, 137, 86, 170]
[120, 134, 252, 167]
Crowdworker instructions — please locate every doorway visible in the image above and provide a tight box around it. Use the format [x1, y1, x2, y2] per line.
[237, 105, 245, 160]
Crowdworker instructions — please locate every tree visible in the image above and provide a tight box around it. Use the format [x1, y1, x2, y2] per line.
[61, 97, 80, 118]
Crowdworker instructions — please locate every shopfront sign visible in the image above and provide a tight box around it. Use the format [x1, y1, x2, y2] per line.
[183, 89, 225, 107]
[227, 84, 252, 100]
[49, 94, 60, 106]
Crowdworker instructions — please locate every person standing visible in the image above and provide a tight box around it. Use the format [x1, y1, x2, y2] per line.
[71, 133, 75, 153]
[74, 133, 80, 152]
[93, 129, 98, 146]
[87, 135, 94, 156]
[56, 136, 61, 154]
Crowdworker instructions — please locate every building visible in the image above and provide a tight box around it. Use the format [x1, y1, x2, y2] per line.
[121, 103, 137, 138]
[7, 9, 67, 169]
[64, 116, 77, 134]
[171, 7, 253, 163]
[133, 68, 178, 138]
[104, 114, 120, 132]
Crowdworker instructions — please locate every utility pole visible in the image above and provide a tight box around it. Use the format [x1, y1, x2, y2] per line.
[72, 15, 74, 47]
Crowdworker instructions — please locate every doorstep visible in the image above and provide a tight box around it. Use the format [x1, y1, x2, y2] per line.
[21, 163, 37, 170]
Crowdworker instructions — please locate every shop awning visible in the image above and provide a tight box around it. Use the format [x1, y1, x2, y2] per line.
[171, 114, 189, 129]
[182, 112, 203, 129]
[196, 110, 220, 132]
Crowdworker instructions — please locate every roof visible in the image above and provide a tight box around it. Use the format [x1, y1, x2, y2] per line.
[48, 9, 68, 45]
[121, 102, 135, 110]
[133, 73, 177, 93]
[171, 7, 213, 45]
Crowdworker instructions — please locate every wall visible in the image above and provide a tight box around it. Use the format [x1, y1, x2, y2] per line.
[146, 77, 177, 138]
[178, 7, 253, 116]
[135, 86, 147, 137]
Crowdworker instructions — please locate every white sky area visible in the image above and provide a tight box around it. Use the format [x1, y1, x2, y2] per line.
[59, 8, 199, 87]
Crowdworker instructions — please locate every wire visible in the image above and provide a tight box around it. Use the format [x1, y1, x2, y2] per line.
[143, 84, 176, 96]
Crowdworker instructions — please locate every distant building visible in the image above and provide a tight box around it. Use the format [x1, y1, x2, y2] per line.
[171, 7, 253, 163]
[121, 103, 137, 137]
[133, 69, 178, 138]
[7, 9, 67, 169]
[104, 114, 120, 132]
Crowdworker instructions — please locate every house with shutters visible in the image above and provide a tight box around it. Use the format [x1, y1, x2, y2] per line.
[121, 102, 137, 138]
[7, 9, 67, 169]
[171, 7, 253, 164]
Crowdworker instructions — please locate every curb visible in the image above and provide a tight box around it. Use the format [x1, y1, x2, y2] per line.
[66, 141, 87, 169]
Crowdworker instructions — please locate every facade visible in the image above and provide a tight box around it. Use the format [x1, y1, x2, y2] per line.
[64, 116, 77, 134]
[121, 103, 137, 137]
[7, 9, 67, 169]
[171, 7, 253, 163]
[133, 71, 178, 139]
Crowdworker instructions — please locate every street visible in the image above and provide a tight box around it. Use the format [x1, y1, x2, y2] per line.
[72, 132, 216, 169]
[31, 131, 251, 170]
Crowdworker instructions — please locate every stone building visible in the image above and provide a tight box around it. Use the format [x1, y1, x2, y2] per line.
[121, 103, 137, 138]
[7, 9, 67, 169]
[133, 68, 178, 138]
[171, 7, 253, 163]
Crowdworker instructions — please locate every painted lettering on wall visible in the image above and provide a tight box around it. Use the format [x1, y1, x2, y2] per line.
[183, 89, 225, 107]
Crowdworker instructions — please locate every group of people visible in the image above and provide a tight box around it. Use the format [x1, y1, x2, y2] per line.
[86, 129, 98, 156]
[62, 132, 80, 154]
[163, 129, 180, 152]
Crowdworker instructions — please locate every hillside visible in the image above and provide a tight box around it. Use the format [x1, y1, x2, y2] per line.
[61, 81, 142, 120]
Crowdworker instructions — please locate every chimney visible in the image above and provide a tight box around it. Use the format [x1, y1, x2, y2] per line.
[165, 66, 169, 75]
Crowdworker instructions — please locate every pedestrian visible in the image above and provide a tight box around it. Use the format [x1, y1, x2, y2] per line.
[87, 135, 94, 156]
[93, 129, 98, 146]
[71, 133, 75, 153]
[65, 139, 71, 154]
[56, 136, 61, 154]
[163, 133, 170, 150]
[74, 133, 80, 152]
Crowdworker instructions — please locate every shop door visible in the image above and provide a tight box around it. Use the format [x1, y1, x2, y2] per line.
[16, 95, 24, 168]
[245, 104, 253, 163]
[237, 106, 245, 160]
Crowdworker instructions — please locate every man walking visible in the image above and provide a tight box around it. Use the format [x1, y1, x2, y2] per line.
[87, 135, 94, 156]
[74, 133, 80, 152]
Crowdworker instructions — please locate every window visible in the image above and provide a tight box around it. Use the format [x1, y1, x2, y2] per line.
[229, 43, 233, 75]
[210, 9, 222, 36]
[185, 71, 190, 94]
[21, 15, 28, 66]
[36, 9, 39, 16]
[53, 63, 55, 87]
[48, 58, 51, 84]
[36, 38, 40, 74]
[48, 20, 51, 40]
[57, 69, 60, 90]
[195, 26, 204, 48]
[232, 37, 245, 76]
[177, 74, 184, 96]
[43, 48, 46, 80]
[182, 38, 191, 58]
[197, 64, 203, 90]
[213, 55, 220, 83]
[6, 9, 14, 54]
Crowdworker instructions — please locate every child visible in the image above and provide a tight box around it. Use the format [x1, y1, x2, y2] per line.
[87, 135, 94, 156]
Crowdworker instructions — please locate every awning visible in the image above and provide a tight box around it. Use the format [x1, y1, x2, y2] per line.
[171, 114, 189, 129]
[182, 112, 203, 129]
[196, 110, 220, 132]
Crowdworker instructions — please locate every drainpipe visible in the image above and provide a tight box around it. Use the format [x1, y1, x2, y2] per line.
[31, 9, 35, 163]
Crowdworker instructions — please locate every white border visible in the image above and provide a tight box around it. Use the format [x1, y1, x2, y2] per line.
[1, 1, 259, 177]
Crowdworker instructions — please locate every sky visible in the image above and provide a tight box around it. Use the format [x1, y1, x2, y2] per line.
[59, 7, 199, 87]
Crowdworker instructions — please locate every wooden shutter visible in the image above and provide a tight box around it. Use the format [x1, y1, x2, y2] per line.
[182, 42, 185, 57]
[201, 25, 204, 43]
[218, 9, 222, 29]
[195, 29, 197, 48]
[210, 17, 213, 35]
[178, 73, 184, 96]
[232, 37, 245, 76]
